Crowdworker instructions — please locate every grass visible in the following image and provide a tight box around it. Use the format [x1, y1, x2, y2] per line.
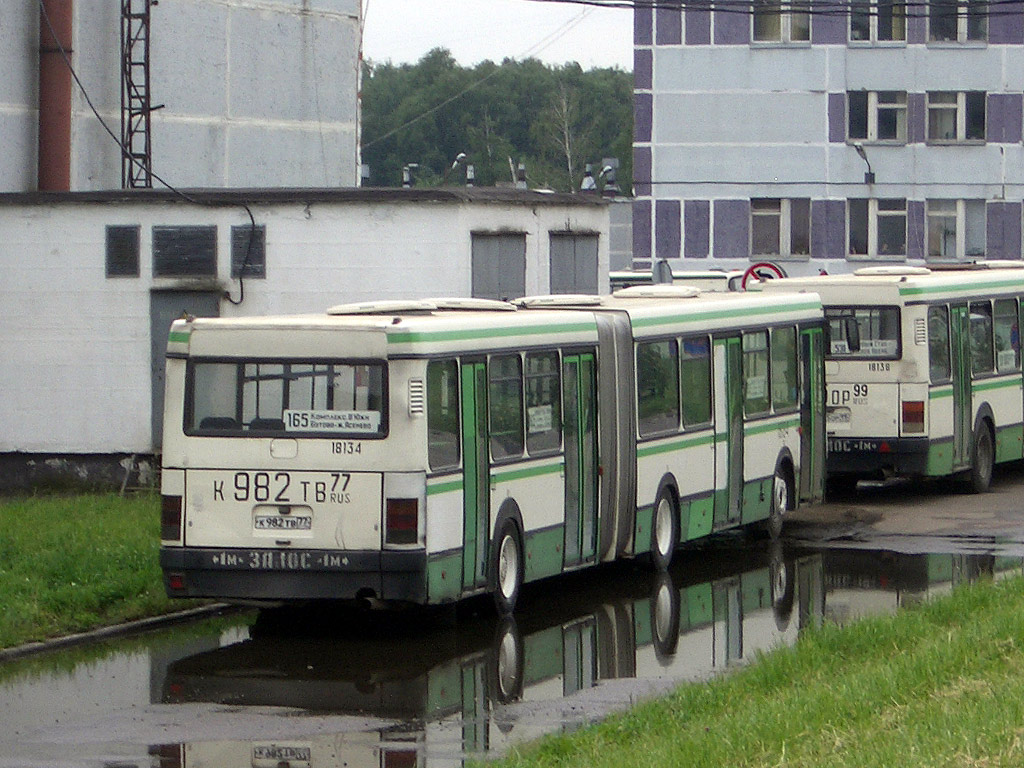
[487, 574, 1024, 768]
[0, 492, 196, 649]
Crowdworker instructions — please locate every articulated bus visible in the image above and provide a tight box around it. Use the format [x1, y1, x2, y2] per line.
[759, 264, 1024, 492]
[159, 288, 825, 612]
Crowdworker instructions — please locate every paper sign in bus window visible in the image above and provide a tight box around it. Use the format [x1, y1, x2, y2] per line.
[284, 409, 381, 433]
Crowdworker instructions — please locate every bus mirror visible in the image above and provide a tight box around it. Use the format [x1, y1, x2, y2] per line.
[845, 317, 861, 353]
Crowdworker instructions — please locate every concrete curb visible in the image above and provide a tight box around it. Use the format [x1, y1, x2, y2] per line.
[0, 603, 235, 663]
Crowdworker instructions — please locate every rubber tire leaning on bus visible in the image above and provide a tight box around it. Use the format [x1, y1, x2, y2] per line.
[650, 486, 679, 571]
[491, 520, 524, 615]
[967, 423, 995, 494]
[766, 462, 793, 540]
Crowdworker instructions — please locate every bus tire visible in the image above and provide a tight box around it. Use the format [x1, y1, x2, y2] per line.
[491, 520, 523, 615]
[489, 615, 525, 704]
[767, 462, 793, 540]
[650, 486, 679, 571]
[650, 570, 680, 662]
[967, 423, 995, 494]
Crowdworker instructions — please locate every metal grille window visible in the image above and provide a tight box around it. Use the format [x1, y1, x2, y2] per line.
[153, 225, 217, 277]
[105, 225, 140, 277]
[231, 224, 266, 278]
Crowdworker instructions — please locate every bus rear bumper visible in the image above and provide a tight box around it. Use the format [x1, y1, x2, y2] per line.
[825, 436, 929, 479]
[160, 547, 427, 603]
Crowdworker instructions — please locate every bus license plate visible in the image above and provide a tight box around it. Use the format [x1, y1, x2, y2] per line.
[254, 513, 312, 531]
[252, 744, 311, 768]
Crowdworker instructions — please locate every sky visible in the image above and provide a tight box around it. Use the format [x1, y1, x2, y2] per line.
[360, 0, 634, 70]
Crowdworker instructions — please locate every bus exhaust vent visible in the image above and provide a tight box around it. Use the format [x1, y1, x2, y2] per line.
[408, 378, 425, 415]
[915, 318, 927, 345]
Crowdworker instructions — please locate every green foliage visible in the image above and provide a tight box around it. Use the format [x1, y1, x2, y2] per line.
[361, 48, 633, 192]
[0, 493, 193, 649]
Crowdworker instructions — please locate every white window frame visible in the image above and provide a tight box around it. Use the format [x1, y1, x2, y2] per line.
[848, 91, 908, 143]
[926, 91, 986, 143]
[849, 0, 907, 42]
[752, 0, 811, 43]
[928, 0, 987, 42]
[848, 198, 908, 259]
[926, 199, 986, 261]
[750, 198, 811, 260]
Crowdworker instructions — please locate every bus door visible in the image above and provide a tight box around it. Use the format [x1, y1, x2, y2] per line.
[716, 336, 744, 527]
[461, 361, 490, 592]
[800, 327, 826, 502]
[950, 305, 973, 469]
[563, 353, 599, 566]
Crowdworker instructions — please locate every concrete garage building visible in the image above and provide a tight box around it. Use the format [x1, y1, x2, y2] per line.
[0, 188, 609, 490]
[633, 0, 1024, 275]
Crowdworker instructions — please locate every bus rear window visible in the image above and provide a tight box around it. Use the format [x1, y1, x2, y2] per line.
[825, 307, 900, 359]
[186, 360, 386, 437]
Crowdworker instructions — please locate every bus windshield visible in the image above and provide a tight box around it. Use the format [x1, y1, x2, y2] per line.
[186, 359, 386, 437]
[825, 307, 900, 359]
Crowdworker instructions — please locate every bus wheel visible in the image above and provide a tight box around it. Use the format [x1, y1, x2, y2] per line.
[968, 425, 994, 494]
[489, 615, 524, 704]
[650, 571, 680, 661]
[767, 464, 792, 539]
[650, 488, 679, 571]
[491, 521, 523, 615]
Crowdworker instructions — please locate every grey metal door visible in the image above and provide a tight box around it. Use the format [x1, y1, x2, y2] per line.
[471, 233, 526, 300]
[550, 234, 598, 294]
[149, 290, 220, 450]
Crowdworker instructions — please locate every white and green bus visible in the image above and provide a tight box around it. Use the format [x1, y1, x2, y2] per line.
[160, 289, 825, 612]
[759, 264, 1024, 492]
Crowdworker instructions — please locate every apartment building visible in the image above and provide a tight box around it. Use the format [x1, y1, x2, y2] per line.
[633, 0, 1024, 274]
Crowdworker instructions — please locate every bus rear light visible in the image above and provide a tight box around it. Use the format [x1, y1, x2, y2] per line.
[161, 495, 183, 541]
[902, 400, 925, 434]
[386, 498, 418, 545]
[167, 573, 186, 592]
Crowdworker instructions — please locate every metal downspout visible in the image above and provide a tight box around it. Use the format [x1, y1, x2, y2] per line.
[38, 0, 73, 191]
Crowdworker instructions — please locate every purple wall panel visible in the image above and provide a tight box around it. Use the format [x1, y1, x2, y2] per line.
[686, 7, 711, 45]
[908, 93, 926, 144]
[987, 202, 1023, 260]
[714, 8, 749, 44]
[828, 93, 846, 143]
[657, 5, 683, 45]
[633, 145, 652, 197]
[634, 93, 653, 143]
[811, 200, 846, 259]
[713, 200, 750, 258]
[906, 201, 925, 260]
[634, 49, 653, 91]
[656, 200, 682, 260]
[635, 8, 653, 46]
[633, 199, 653, 263]
[684, 200, 710, 258]
[906, 9, 927, 43]
[812, 2, 847, 44]
[990, 2, 1024, 43]
[988, 94, 1023, 144]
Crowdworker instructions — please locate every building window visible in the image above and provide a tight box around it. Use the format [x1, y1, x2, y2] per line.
[927, 92, 986, 142]
[849, 199, 907, 258]
[751, 198, 810, 259]
[231, 224, 266, 278]
[105, 225, 140, 277]
[848, 91, 907, 142]
[926, 200, 986, 261]
[850, 0, 906, 41]
[929, 0, 987, 42]
[153, 225, 217, 277]
[752, 0, 810, 42]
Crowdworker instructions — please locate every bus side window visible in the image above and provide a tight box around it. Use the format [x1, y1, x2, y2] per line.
[489, 354, 525, 460]
[637, 339, 680, 436]
[994, 298, 1020, 373]
[525, 351, 561, 454]
[969, 301, 994, 376]
[743, 330, 771, 416]
[427, 359, 460, 471]
[928, 305, 951, 383]
[680, 336, 712, 427]
[771, 326, 798, 412]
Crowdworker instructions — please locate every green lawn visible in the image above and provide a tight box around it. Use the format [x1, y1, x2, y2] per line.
[0, 492, 193, 649]
[487, 573, 1024, 768]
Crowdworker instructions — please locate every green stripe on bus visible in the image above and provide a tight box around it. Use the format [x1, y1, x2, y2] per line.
[492, 460, 564, 485]
[427, 479, 463, 496]
[929, 385, 953, 400]
[168, 331, 190, 344]
[744, 416, 801, 436]
[637, 432, 716, 458]
[899, 277, 1024, 297]
[973, 377, 1021, 394]
[631, 300, 821, 330]
[387, 321, 598, 346]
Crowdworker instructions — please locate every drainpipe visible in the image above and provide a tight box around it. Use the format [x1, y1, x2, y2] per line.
[38, 0, 73, 191]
